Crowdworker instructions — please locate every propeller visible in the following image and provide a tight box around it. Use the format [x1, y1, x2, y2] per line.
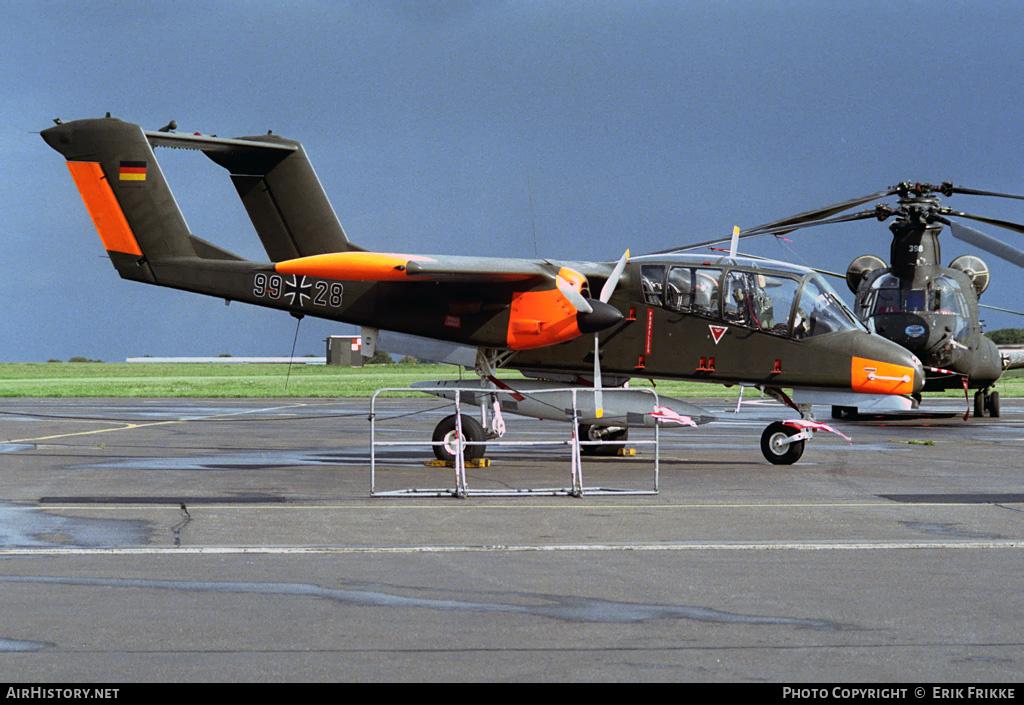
[593, 249, 629, 419]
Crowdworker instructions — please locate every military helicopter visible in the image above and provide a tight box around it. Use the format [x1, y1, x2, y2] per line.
[41, 116, 925, 464]
[677, 182, 1024, 418]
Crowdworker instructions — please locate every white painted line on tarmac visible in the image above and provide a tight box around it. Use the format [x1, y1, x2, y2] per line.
[6, 403, 312, 444]
[1, 540, 1022, 557]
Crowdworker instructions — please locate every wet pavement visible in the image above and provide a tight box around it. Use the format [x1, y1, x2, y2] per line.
[1, 396, 1022, 681]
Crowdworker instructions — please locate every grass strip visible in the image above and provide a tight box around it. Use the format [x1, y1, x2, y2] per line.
[1, 362, 1021, 398]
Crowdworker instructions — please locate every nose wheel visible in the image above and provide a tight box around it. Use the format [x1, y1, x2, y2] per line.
[760, 422, 806, 465]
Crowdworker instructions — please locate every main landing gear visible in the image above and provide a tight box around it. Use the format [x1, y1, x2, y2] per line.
[973, 388, 1000, 418]
[431, 414, 488, 463]
[579, 424, 629, 456]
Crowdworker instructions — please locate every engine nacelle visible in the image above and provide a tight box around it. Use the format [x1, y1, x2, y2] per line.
[949, 254, 989, 297]
[846, 255, 887, 293]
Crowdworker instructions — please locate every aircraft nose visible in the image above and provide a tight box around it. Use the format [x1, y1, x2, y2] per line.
[576, 299, 624, 334]
[851, 336, 924, 396]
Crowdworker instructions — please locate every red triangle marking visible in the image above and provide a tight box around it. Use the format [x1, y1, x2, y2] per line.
[709, 325, 727, 344]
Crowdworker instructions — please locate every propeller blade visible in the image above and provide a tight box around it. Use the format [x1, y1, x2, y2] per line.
[556, 275, 593, 314]
[944, 209, 1024, 235]
[593, 249, 628, 420]
[600, 249, 630, 303]
[946, 220, 1024, 268]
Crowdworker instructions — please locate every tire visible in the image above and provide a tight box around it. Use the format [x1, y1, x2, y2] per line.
[988, 391, 1000, 418]
[432, 414, 486, 462]
[578, 424, 629, 456]
[760, 422, 805, 465]
[974, 391, 986, 418]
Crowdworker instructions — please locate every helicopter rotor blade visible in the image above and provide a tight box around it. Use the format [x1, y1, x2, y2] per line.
[946, 185, 1024, 202]
[649, 208, 886, 256]
[944, 219, 1024, 269]
[742, 207, 887, 237]
[942, 209, 1024, 235]
[741, 187, 899, 236]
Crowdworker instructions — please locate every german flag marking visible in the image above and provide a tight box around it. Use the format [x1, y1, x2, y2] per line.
[118, 161, 147, 181]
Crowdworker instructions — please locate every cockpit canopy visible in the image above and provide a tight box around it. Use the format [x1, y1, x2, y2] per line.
[638, 256, 865, 339]
[858, 273, 970, 341]
[860, 273, 969, 317]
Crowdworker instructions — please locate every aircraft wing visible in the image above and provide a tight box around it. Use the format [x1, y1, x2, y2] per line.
[275, 251, 558, 283]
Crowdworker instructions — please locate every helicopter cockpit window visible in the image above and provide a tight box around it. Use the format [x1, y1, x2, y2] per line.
[640, 265, 665, 305]
[927, 276, 968, 316]
[664, 266, 720, 317]
[873, 288, 901, 313]
[905, 289, 926, 312]
[867, 274, 968, 319]
[870, 275, 903, 314]
[793, 277, 864, 339]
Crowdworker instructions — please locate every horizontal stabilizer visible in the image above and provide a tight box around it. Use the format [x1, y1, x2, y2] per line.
[148, 128, 358, 261]
[144, 130, 297, 157]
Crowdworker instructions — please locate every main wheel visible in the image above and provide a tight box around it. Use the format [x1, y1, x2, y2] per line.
[578, 424, 629, 456]
[974, 391, 986, 418]
[987, 390, 1001, 418]
[760, 422, 805, 465]
[432, 414, 486, 462]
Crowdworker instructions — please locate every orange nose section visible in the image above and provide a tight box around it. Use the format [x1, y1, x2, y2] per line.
[851, 356, 917, 395]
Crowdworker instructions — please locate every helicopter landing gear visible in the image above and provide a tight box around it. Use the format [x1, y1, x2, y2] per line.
[973, 389, 1000, 418]
[760, 422, 806, 465]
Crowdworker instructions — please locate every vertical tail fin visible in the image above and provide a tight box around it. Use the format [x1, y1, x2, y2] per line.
[41, 117, 198, 283]
[204, 134, 363, 260]
[43, 116, 361, 282]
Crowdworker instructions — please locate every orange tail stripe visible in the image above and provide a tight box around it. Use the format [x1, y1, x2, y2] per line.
[65, 161, 143, 257]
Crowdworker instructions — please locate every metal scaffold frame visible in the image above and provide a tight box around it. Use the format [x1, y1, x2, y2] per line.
[369, 385, 661, 498]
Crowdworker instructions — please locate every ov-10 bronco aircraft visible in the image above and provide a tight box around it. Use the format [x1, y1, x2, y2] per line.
[42, 116, 924, 464]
